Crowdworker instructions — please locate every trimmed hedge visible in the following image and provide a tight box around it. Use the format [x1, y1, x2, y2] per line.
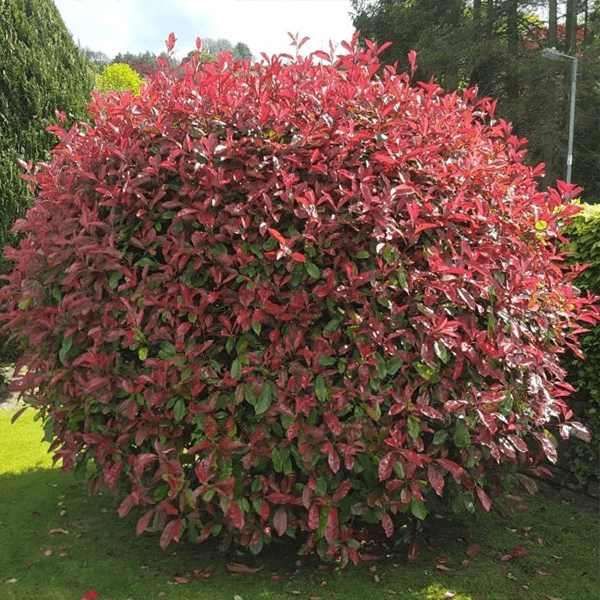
[562, 203, 600, 486]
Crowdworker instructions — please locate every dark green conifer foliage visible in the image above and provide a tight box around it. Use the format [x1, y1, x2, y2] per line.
[0, 0, 92, 276]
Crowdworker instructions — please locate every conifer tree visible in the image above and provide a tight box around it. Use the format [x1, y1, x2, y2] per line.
[0, 0, 93, 276]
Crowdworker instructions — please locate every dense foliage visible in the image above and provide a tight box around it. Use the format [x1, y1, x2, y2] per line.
[95, 63, 145, 96]
[0, 33, 596, 565]
[562, 203, 600, 485]
[0, 0, 93, 279]
[350, 0, 600, 201]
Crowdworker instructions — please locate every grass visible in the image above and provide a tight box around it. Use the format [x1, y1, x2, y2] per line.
[1, 407, 598, 600]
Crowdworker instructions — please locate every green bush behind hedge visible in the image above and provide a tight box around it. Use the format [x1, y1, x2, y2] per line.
[562, 202, 600, 486]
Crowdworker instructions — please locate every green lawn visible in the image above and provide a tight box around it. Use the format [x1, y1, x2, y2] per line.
[1, 407, 598, 600]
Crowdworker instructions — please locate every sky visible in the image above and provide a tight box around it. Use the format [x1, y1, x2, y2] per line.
[52, 0, 358, 61]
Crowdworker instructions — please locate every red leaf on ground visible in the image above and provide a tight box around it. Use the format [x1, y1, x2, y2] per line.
[81, 591, 100, 600]
[511, 546, 531, 558]
[466, 543, 483, 556]
[226, 563, 264, 574]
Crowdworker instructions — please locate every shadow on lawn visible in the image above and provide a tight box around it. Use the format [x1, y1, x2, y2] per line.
[1, 465, 598, 600]
[0, 467, 475, 600]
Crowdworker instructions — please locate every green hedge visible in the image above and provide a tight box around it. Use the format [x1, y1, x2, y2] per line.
[562, 202, 600, 486]
[0, 0, 93, 278]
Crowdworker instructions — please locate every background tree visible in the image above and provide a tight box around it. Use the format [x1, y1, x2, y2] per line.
[350, 1, 600, 201]
[0, 0, 93, 278]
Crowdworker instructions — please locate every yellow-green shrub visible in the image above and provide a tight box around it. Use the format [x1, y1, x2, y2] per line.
[95, 63, 144, 95]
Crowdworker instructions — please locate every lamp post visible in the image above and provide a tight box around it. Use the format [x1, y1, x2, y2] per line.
[541, 47, 578, 185]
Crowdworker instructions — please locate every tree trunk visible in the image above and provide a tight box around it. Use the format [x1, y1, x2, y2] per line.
[565, 0, 577, 53]
[473, 0, 481, 26]
[548, 0, 558, 48]
[485, 0, 495, 38]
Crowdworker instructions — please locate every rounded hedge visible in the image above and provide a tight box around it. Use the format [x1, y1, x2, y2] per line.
[0, 34, 597, 565]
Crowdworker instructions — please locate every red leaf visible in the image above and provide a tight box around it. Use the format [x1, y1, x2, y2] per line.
[166, 32, 177, 53]
[324, 507, 338, 544]
[332, 480, 352, 502]
[378, 451, 395, 482]
[534, 432, 557, 464]
[308, 503, 320, 530]
[328, 448, 341, 473]
[229, 501, 245, 530]
[136, 508, 155, 536]
[160, 519, 181, 550]
[436, 458, 464, 480]
[475, 486, 492, 512]
[81, 591, 100, 600]
[381, 512, 394, 538]
[427, 464, 445, 497]
[273, 506, 288, 536]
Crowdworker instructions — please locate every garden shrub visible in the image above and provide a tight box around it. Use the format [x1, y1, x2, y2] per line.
[561, 203, 600, 486]
[95, 62, 145, 96]
[0, 33, 597, 565]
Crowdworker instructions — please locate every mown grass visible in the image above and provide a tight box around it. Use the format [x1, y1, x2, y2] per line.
[1, 407, 598, 600]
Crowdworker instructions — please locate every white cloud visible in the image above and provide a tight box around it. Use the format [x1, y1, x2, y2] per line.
[53, 0, 356, 60]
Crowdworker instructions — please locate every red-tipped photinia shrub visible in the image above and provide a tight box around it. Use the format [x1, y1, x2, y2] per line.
[0, 32, 597, 565]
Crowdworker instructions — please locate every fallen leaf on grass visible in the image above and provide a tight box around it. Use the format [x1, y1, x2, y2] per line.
[173, 576, 189, 584]
[192, 566, 215, 580]
[44, 549, 53, 557]
[4, 579, 18, 584]
[500, 546, 531, 561]
[49, 528, 69, 535]
[547, 597, 563, 600]
[435, 564, 452, 571]
[80, 591, 99, 600]
[360, 553, 380, 562]
[25, 561, 32, 569]
[443, 593, 457, 599]
[466, 543, 482, 556]
[157, 593, 167, 598]
[226, 563, 264, 575]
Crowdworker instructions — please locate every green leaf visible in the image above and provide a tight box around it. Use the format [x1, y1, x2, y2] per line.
[59, 336, 73, 364]
[315, 477, 328, 497]
[410, 498, 428, 520]
[158, 341, 177, 360]
[42, 417, 55, 443]
[173, 399, 186, 422]
[315, 375, 329, 402]
[323, 318, 342, 335]
[255, 381, 272, 415]
[306, 261, 321, 278]
[354, 251, 370, 259]
[231, 358, 242, 380]
[318, 354, 337, 367]
[432, 430, 449, 445]
[138, 347, 148, 361]
[414, 361, 435, 381]
[386, 357, 403, 375]
[108, 271, 122, 290]
[407, 415, 420, 438]
[433, 340, 449, 363]
[251, 321, 262, 335]
[454, 419, 471, 448]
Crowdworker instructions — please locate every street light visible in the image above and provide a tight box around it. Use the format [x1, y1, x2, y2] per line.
[541, 47, 578, 185]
